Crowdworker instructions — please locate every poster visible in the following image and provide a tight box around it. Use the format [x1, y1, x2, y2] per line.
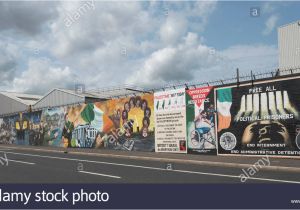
[216, 77, 300, 156]
[154, 88, 187, 153]
[186, 87, 216, 154]
[65, 94, 155, 151]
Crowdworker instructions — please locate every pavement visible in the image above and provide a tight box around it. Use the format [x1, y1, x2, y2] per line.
[0, 144, 300, 184]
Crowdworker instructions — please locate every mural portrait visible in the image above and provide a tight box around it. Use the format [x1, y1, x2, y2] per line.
[216, 77, 300, 156]
[65, 94, 155, 151]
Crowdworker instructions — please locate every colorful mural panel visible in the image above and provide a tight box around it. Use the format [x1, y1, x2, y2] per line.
[216, 77, 300, 156]
[186, 87, 216, 154]
[65, 94, 155, 151]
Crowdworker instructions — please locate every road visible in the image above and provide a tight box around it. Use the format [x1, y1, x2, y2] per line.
[0, 147, 300, 184]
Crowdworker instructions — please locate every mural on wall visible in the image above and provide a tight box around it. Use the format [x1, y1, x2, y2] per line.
[0, 111, 42, 146]
[65, 94, 155, 151]
[216, 77, 300, 156]
[0, 116, 17, 145]
[186, 87, 216, 154]
[27, 111, 43, 146]
[0, 109, 68, 148]
[154, 88, 187, 153]
[41, 107, 66, 147]
[63, 103, 100, 148]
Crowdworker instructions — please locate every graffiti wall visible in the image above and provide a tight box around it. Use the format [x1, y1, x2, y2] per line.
[216, 77, 300, 156]
[0, 112, 43, 146]
[186, 87, 216, 154]
[154, 88, 187, 153]
[65, 94, 155, 151]
[0, 115, 17, 145]
[41, 107, 66, 147]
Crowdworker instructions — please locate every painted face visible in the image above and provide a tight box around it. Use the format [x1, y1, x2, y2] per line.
[144, 120, 148, 126]
[142, 102, 147, 109]
[130, 100, 134, 107]
[136, 100, 141, 107]
[125, 103, 129, 111]
[242, 120, 290, 146]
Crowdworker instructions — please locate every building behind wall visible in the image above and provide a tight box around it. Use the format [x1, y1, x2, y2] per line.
[0, 92, 42, 117]
[278, 20, 300, 71]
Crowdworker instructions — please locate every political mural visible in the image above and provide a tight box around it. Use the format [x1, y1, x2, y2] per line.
[154, 88, 187, 153]
[216, 77, 300, 156]
[0, 115, 18, 145]
[65, 94, 155, 151]
[0, 111, 43, 146]
[41, 107, 67, 147]
[186, 87, 216, 154]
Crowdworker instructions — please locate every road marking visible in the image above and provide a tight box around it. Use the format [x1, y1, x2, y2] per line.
[79, 171, 121, 179]
[171, 169, 300, 184]
[0, 148, 13, 151]
[2, 146, 300, 173]
[5, 151, 300, 184]
[8, 159, 36, 165]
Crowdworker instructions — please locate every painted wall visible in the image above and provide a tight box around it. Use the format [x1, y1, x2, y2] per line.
[186, 87, 216, 154]
[0, 111, 43, 146]
[216, 77, 300, 156]
[1, 76, 300, 158]
[154, 88, 187, 153]
[0, 108, 67, 147]
[64, 94, 155, 151]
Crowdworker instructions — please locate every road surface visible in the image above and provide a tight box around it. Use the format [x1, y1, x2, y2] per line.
[0, 147, 300, 184]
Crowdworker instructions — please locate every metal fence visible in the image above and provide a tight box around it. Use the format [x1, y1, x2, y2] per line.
[85, 66, 300, 99]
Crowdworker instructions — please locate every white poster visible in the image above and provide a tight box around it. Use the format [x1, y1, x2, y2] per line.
[154, 88, 187, 153]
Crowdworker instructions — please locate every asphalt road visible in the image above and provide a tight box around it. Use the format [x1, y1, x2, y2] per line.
[0, 147, 300, 184]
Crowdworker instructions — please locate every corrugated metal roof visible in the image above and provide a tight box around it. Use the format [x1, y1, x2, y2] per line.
[278, 20, 300, 29]
[0, 85, 147, 115]
[0, 92, 42, 116]
[0, 92, 42, 105]
[32, 88, 93, 110]
[55, 88, 103, 98]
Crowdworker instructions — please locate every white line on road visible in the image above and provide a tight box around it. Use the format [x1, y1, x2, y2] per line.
[5, 151, 300, 184]
[79, 171, 121, 179]
[8, 159, 36, 165]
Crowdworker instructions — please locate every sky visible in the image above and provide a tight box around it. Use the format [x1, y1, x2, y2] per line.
[0, 1, 299, 94]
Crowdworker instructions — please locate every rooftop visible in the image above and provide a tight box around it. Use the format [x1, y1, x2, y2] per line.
[0, 92, 42, 106]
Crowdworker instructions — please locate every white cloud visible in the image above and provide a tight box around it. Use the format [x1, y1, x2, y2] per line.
[262, 2, 276, 14]
[0, 1, 58, 35]
[0, 41, 19, 85]
[160, 13, 187, 45]
[127, 33, 220, 87]
[128, 41, 278, 87]
[0, 1, 280, 94]
[220, 44, 278, 73]
[263, 14, 279, 35]
[11, 59, 77, 94]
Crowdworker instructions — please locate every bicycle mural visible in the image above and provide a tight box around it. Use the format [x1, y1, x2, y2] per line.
[186, 87, 216, 154]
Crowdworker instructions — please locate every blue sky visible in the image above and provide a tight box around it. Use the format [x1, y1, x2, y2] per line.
[0, 1, 299, 94]
[204, 1, 300, 49]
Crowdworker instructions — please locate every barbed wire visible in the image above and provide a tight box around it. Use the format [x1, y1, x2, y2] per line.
[85, 66, 300, 99]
